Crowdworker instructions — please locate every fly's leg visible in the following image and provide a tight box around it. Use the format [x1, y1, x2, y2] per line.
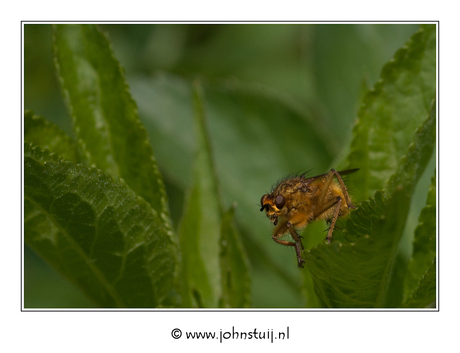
[272, 238, 304, 268]
[312, 196, 344, 244]
[319, 169, 355, 209]
[288, 222, 305, 267]
[287, 222, 304, 250]
[316, 169, 356, 244]
[325, 197, 342, 244]
[272, 225, 305, 268]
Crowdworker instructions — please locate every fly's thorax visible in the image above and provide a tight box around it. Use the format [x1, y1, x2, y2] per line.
[273, 175, 307, 194]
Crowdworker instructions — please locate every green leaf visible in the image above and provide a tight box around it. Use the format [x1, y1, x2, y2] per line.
[305, 98, 436, 308]
[52, 24, 171, 229]
[403, 170, 436, 306]
[24, 110, 79, 163]
[385, 99, 436, 196]
[178, 81, 222, 308]
[306, 191, 388, 307]
[24, 142, 179, 308]
[220, 204, 251, 308]
[403, 259, 436, 308]
[345, 24, 436, 201]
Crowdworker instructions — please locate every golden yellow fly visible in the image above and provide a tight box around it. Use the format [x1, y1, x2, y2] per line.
[260, 168, 359, 268]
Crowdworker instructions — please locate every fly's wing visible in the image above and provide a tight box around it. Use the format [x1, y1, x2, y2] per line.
[302, 168, 359, 184]
[337, 168, 359, 176]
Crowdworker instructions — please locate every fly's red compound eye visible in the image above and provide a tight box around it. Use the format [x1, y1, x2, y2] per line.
[275, 195, 285, 209]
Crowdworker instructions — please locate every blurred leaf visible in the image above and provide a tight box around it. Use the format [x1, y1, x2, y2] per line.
[24, 110, 79, 163]
[345, 24, 436, 201]
[131, 73, 333, 304]
[220, 204, 251, 308]
[178, 81, 222, 308]
[129, 73, 195, 187]
[403, 170, 436, 306]
[133, 24, 418, 151]
[311, 24, 420, 143]
[24, 142, 179, 307]
[24, 25, 70, 133]
[305, 95, 436, 308]
[52, 24, 172, 230]
[24, 246, 96, 308]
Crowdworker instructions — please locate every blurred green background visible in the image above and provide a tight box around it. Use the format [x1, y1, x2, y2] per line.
[24, 23, 425, 308]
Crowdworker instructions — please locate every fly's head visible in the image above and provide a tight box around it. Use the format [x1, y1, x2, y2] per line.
[260, 193, 286, 226]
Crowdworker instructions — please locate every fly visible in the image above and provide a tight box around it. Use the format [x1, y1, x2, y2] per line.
[260, 168, 359, 268]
